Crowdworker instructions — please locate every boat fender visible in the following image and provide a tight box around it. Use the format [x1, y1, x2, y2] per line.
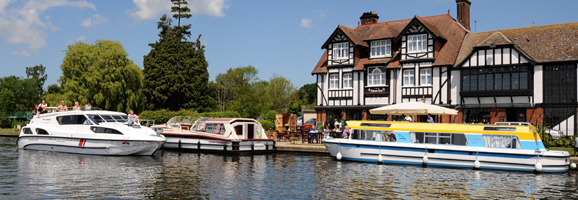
[570, 162, 576, 169]
[377, 154, 383, 163]
[336, 152, 342, 160]
[423, 156, 428, 164]
[474, 160, 480, 169]
[535, 162, 542, 172]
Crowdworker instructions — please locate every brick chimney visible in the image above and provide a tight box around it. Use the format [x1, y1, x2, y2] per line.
[360, 11, 379, 25]
[456, 0, 471, 31]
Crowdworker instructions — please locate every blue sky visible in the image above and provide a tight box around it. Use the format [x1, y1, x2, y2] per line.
[1, 0, 577, 89]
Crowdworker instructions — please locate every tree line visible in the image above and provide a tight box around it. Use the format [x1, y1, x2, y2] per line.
[0, 0, 316, 125]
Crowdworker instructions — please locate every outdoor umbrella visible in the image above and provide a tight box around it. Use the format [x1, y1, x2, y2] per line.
[369, 102, 458, 115]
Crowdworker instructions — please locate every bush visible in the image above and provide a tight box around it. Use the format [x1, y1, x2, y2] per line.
[259, 120, 275, 131]
[0, 117, 11, 128]
[265, 110, 278, 123]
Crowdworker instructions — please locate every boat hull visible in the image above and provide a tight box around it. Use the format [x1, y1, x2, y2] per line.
[161, 134, 275, 153]
[17, 136, 165, 156]
[324, 139, 570, 173]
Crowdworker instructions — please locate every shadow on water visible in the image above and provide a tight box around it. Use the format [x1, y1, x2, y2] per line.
[1, 137, 577, 199]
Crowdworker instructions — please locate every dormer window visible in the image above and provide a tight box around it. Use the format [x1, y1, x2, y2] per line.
[367, 66, 386, 86]
[371, 40, 391, 58]
[333, 42, 349, 60]
[407, 34, 427, 53]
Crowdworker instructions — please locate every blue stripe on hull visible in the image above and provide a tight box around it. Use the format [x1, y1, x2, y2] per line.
[338, 156, 567, 173]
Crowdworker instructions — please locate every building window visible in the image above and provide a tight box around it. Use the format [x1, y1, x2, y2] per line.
[403, 69, 415, 86]
[346, 110, 363, 121]
[462, 66, 529, 91]
[371, 40, 391, 58]
[343, 73, 352, 88]
[407, 34, 427, 53]
[333, 42, 349, 60]
[367, 67, 386, 86]
[330, 74, 339, 89]
[420, 68, 432, 86]
[543, 64, 577, 103]
[463, 108, 491, 124]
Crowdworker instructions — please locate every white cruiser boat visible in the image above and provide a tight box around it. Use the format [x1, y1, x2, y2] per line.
[17, 110, 166, 155]
[152, 116, 275, 153]
[324, 121, 573, 173]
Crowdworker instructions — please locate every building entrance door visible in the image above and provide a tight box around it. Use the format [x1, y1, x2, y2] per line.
[506, 108, 526, 122]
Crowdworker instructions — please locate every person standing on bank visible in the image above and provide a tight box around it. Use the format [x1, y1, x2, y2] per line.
[404, 115, 412, 122]
[427, 114, 434, 123]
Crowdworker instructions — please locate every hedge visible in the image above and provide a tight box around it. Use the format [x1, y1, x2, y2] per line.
[139, 109, 241, 124]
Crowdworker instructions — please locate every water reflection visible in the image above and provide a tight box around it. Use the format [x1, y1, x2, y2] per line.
[0, 137, 577, 199]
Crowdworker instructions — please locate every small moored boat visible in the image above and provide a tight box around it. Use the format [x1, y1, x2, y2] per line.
[152, 116, 275, 153]
[17, 110, 166, 156]
[323, 121, 572, 172]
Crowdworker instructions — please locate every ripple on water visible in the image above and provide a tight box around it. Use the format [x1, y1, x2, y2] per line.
[0, 137, 577, 199]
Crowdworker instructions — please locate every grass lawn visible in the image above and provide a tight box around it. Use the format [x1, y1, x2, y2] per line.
[548, 147, 576, 156]
[0, 128, 19, 134]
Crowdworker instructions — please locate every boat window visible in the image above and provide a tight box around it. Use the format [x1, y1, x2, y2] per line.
[152, 128, 164, 133]
[351, 129, 396, 142]
[101, 115, 116, 122]
[22, 128, 32, 134]
[235, 125, 243, 135]
[87, 115, 104, 124]
[56, 115, 91, 125]
[90, 126, 123, 134]
[36, 128, 49, 135]
[112, 115, 127, 123]
[410, 132, 468, 146]
[482, 135, 522, 149]
[359, 123, 391, 127]
[483, 126, 516, 131]
[204, 123, 226, 134]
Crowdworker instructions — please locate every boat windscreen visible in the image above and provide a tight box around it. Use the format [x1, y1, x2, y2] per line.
[101, 115, 116, 122]
[112, 115, 127, 123]
[87, 115, 104, 124]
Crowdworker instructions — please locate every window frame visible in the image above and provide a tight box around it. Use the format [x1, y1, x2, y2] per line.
[370, 40, 392, 58]
[329, 73, 339, 89]
[420, 68, 432, 86]
[403, 69, 415, 86]
[407, 34, 428, 53]
[367, 67, 387, 87]
[333, 42, 349, 60]
[342, 73, 353, 89]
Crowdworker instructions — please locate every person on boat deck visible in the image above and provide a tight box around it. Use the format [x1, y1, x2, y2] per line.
[84, 101, 91, 110]
[37, 100, 48, 116]
[342, 126, 350, 138]
[128, 110, 140, 124]
[323, 126, 331, 138]
[404, 115, 412, 122]
[333, 119, 341, 132]
[427, 114, 434, 123]
[385, 131, 397, 142]
[72, 102, 81, 111]
[56, 101, 68, 112]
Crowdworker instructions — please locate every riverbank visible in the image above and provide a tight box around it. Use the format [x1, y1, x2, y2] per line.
[0, 128, 18, 137]
[275, 141, 329, 154]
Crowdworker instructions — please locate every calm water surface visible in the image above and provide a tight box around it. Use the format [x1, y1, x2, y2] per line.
[1, 137, 577, 199]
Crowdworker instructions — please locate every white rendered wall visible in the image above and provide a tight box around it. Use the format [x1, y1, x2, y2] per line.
[534, 65, 543, 104]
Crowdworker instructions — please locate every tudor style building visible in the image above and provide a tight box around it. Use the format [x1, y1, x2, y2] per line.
[312, 0, 578, 136]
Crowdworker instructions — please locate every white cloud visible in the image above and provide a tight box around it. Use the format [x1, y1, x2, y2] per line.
[300, 18, 312, 28]
[81, 14, 108, 28]
[0, 0, 96, 57]
[66, 35, 85, 45]
[130, 0, 230, 20]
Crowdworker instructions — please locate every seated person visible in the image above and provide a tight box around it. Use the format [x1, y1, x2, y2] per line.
[37, 100, 48, 115]
[72, 102, 81, 111]
[56, 101, 68, 112]
[342, 126, 350, 138]
[84, 101, 91, 110]
[323, 127, 331, 138]
[128, 110, 139, 124]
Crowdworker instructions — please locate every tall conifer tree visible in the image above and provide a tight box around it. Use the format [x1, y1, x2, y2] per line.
[143, 0, 214, 111]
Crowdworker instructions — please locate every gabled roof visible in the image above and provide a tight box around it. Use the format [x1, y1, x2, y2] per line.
[311, 50, 328, 74]
[455, 22, 578, 66]
[321, 26, 368, 49]
[393, 15, 446, 43]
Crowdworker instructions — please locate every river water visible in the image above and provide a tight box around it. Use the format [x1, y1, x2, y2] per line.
[1, 137, 577, 199]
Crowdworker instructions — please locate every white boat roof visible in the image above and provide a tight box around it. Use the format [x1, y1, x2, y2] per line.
[36, 110, 128, 118]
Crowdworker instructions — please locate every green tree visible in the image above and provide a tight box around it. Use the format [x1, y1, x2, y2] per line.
[143, 0, 213, 111]
[266, 74, 296, 113]
[51, 40, 144, 112]
[215, 66, 266, 118]
[25, 64, 47, 102]
[0, 76, 37, 111]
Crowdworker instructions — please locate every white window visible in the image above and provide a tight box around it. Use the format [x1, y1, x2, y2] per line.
[371, 40, 391, 58]
[407, 34, 427, 53]
[420, 68, 432, 85]
[333, 42, 349, 60]
[330, 74, 339, 89]
[343, 73, 352, 88]
[403, 70, 415, 86]
[367, 67, 386, 86]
